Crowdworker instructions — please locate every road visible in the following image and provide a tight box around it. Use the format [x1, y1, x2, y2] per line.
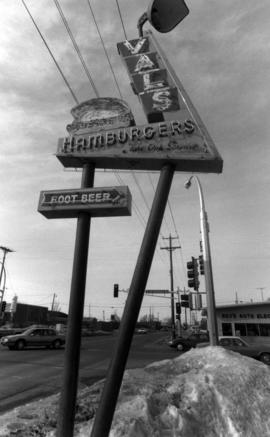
[0, 331, 176, 413]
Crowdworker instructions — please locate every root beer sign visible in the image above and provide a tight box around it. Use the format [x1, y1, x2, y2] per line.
[38, 186, 131, 219]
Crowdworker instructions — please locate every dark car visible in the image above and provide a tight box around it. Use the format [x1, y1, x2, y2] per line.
[168, 332, 209, 351]
[219, 336, 270, 364]
[196, 336, 270, 365]
[0, 327, 65, 350]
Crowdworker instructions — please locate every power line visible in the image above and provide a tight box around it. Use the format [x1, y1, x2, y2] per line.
[113, 171, 147, 228]
[115, 0, 128, 40]
[53, 0, 99, 97]
[21, 0, 79, 104]
[86, 0, 123, 99]
[113, 171, 167, 266]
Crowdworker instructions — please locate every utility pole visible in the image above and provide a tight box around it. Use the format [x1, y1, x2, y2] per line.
[0, 246, 14, 305]
[161, 234, 181, 340]
[256, 287, 265, 302]
[51, 293, 57, 311]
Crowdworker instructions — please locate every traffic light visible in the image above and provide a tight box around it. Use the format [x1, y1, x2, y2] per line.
[199, 255, 204, 275]
[175, 302, 181, 319]
[0, 301, 6, 313]
[180, 294, 189, 308]
[180, 294, 193, 309]
[113, 284, 119, 298]
[186, 257, 199, 290]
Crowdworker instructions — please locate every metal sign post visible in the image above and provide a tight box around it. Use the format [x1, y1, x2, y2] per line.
[56, 163, 95, 437]
[90, 163, 175, 437]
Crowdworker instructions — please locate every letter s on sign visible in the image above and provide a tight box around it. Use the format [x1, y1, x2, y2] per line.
[152, 90, 171, 111]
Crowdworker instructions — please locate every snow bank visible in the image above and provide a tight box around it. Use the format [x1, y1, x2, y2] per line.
[1, 346, 270, 436]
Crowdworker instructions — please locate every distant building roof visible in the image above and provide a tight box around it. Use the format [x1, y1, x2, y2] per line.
[216, 302, 270, 310]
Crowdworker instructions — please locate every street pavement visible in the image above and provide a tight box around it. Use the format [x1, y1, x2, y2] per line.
[0, 331, 175, 413]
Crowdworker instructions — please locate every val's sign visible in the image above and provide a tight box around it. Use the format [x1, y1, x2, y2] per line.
[116, 31, 223, 173]
[38, 186, 131, 219]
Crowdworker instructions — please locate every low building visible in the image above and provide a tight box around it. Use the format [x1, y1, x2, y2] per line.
[1, 303, 68, 328]
[215, 302, 270, 344]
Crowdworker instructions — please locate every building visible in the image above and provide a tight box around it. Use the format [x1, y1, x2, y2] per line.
[214, 302, 270, 344]
[1, 303, 67, 328]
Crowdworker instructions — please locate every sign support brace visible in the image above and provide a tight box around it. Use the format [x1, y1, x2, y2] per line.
[90, 163, 175, 437]
[56, 163, 95, 437]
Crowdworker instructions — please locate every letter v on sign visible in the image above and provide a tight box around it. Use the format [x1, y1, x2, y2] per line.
[117, 37, 150, 57]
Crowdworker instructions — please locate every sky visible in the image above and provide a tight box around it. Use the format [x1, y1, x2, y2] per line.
[0, 0, 270, 322]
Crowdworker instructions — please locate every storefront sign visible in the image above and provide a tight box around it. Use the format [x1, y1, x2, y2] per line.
[38, 186, 131, 219]
[56, 119, 223, 173]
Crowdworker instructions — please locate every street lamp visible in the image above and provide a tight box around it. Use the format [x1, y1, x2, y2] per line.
[184, 175, 218, 345]
[0, 246, 13, 305]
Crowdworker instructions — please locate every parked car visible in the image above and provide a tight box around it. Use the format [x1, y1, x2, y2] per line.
[135, 328, 148, 334]
[0, 327, 65, 350]
[196, 336, 270, 365]
[168, 332, 209, 351]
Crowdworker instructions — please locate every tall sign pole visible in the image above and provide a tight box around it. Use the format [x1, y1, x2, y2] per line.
[56, 163, 95, 437]
[90, 163, 175, 437]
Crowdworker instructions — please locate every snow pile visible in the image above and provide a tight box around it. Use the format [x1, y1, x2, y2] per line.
[1, 346, 270, 436]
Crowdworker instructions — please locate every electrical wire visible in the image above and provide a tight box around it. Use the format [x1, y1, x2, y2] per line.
[21, 0, 79, 104]
[115, 0, 128, 40]
[86, 0, 123, 99]
[114, 171, 147, 228]
[53, 0, 99, 97]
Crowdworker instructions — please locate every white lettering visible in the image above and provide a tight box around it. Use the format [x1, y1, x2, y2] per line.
[123, 38, 147, 55]
[152, 90, 171, 111]
[134, 55, 155, 73]
[51, 196, 58, 204]
[142, 73, 165, 91]
[71, 194, 78, 203]
[103, 193, 111, 201]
